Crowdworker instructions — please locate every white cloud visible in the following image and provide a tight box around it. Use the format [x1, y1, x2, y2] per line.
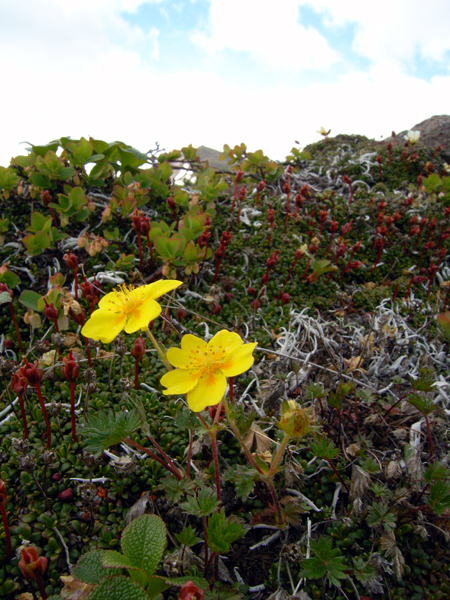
[301, 0, 450, 66]
[0, 0, 449, 168]
[192, 0, 339, 70]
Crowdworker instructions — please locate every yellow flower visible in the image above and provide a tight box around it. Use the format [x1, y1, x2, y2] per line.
[81, 280, 182, 343]
[160, 330, 257, 412]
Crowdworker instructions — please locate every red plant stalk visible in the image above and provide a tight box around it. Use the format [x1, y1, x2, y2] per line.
[186, 430, 194, 478]
[8, 302, 24, 354]
[139, 215, 153, 267]
[12, 373, 29, 439]
[387, 141, 392, 165]
[231, 169, 244, 211]
[343, 175, 353, 205]
[61, 351, 81, 442]
[283, 248, 304, 285]
[0, 481, 11, 560]
[212, 245, 225, 285]
[255, 180, 265, 205]
[371, 238, 386, 272]
[266, 206, 275, 247]
[283, 167, 292, 233]
[130, 336, 145, 390]
[35, 383, 51, 448]
[300, 257, 311, 280]
[237, 186, 246, 226]
[337, 220, 353, 246]
[376, 154, 382, 178]
[261, 251, 279, 291]
[405, 276, 426, 301]
[125, 437, 183, 479]
[426, 262, 438, 299]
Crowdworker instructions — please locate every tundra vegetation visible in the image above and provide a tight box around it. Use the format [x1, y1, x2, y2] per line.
[0, 131, 450, 600]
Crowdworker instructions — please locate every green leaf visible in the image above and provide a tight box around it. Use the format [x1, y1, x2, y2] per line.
[102, 551, 136, 570]
[406, 392, 436, 416]
[81, 410, 143, 455]
[206, 511, 245, 554]
[300, 538, 347, 588]
[30, 211, 51, 232]
[180, 487, 219, 517]
[223, 465, 259, 501]
[153, 235, 183, 260]
[426, 480, 450, 516]
[158, 476, 196, 505]
[121, 514, 167, 577]
[0, 291, 12, 305]
[30, 172, 52, 189]
[86, 576, 149, 600]
[71, 550, 121, 584]
[311, 437, 339, 460]
[158, 161, 173, 181]
[411, 368, 435, 393]
[423, 461, 450, 484]
[174, 526, 201, 548]
[436, 311, 450, 337]
[0, 270, 20, 289]
[352, 556, 376, 584]
[366, 502, 396, 532]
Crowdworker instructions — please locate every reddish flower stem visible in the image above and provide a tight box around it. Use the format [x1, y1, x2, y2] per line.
[0, 504, 11, 560]
[124, 437, 183, 480]
[18, 394, 29, 439]
[8, 303, 24, 354]
[34, 573, 48, 600]
[35, 382, 51, 448]
[145, 233, 154, 266]
[137, 231, 143, 271]
[134, 361, 140, 390]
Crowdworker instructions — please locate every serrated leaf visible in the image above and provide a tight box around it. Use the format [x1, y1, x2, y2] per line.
[426, 480, 450, 516]
[223, 464, 259, 501]
[86, 576, 149, 600]
[206, 511, 245, 554]
[81, 410, 143, 455]
[71, 550, 121, 584]
[180, 487, 219, 517]
[300, 538, 346, 588]
[121, 514, 166, 577]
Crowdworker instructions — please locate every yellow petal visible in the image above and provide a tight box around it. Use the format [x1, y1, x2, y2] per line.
[209, 330, 243, 354]
[160, 368, 200, 395]
[81, 310, 127, 343]
[181, 334, 208, 353]
[166, 347, 192, 369]
[124, 299, 162, 333]
[187, 372, 227, 412]
[143, 279, 183, 301]
[97, 289, 118, 309]
[220, 342, 257, 377]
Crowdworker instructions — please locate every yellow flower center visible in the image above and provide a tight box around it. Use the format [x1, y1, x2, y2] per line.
[111, 284, 145, 314]
[187, 344, 226, 376]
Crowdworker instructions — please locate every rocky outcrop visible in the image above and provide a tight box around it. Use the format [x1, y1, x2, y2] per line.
[393, 115, 450, 162]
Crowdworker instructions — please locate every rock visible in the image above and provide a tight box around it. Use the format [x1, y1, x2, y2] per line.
[393, 115, 450, 162]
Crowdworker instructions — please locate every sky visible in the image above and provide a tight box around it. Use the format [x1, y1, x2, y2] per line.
[1, 0, 450, 167]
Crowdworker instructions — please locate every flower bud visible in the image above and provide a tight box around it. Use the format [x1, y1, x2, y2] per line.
[19, 546, 48, 580]
[58, 488, 73, 502]
[280, 293, 291, 305]
[44, 302, 59, 323]
[235, 169, 244, 183]
[21, 361, 43, 386]
[63, 252, 78, 271]
[11, 371, 27, 396]
[61, 351, 79, 382]
[130, 336, 146, 361]
[178, 580, 204, 600]
[0, 479, 7, 506]
[277, 400, 311, 439]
